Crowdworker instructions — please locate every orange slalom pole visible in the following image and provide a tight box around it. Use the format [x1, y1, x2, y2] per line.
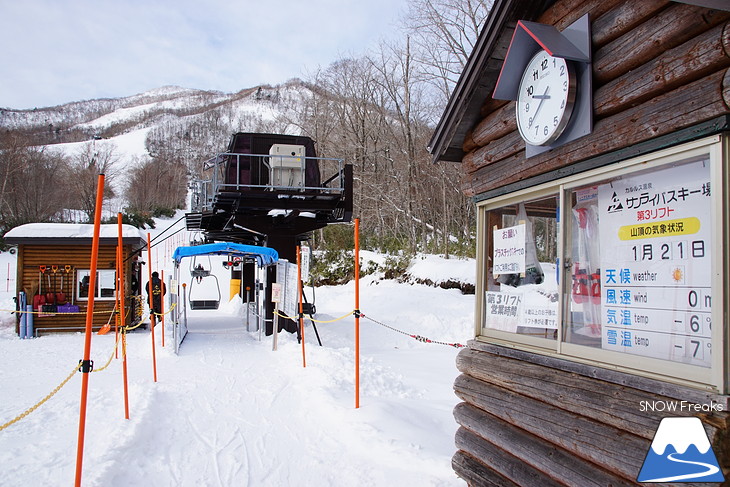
[354, 218, 360, 409]
[147, 233, 158, 382]
[118, 213, 129, 419]
[160, 270, 165, 348]
[114, 245, 120, 357]
[297, 245, 306, 368]
[74, 173, 105, 487]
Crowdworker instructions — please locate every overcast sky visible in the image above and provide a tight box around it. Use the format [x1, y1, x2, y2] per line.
[0, 0, 408, 110]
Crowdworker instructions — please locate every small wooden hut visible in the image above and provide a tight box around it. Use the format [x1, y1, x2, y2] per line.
[429, 0, 730, 484]
[5, 223, 146, 335]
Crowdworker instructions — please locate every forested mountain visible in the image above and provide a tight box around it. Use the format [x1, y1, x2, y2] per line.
[0, 0, 493, 256]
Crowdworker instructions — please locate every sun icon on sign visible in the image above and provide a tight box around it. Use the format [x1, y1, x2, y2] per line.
[671, 266, 684, 283]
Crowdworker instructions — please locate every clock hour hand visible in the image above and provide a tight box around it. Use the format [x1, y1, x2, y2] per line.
[529, 86, 550, 128]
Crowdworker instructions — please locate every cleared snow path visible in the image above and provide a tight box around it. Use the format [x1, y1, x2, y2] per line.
[1, 275, 470, 486]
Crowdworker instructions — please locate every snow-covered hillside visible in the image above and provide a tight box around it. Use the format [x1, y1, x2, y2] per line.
[1, 82, 306, 135]
[2, 80, 316, 219]
[0, 218, 475, 486]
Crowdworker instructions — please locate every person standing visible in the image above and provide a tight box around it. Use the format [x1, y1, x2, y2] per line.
[146, 271, 166, 320]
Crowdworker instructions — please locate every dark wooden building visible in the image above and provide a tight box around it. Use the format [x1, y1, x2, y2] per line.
[5, 223, 146, 335]
[430, 0, 730, 484]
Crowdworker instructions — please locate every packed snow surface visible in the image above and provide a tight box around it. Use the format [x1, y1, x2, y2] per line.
[0, 238, 473, 486]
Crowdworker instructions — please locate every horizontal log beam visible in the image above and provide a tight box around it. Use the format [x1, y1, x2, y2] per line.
[455, 427, 564, 487]
[466, 68, 730, 194]
[454, 402, 638, 487]
[454, 373, 649, 479]
[594, 3, 729, 85]
[455, 346, 726, 442]
[465, 340, 730, 408]
[595, 21, 730, 117]
[591, 0, 670, 47]
[452, 450, 520, 487]
[538, 0, 625, 33]
[463, 132, 523, 174]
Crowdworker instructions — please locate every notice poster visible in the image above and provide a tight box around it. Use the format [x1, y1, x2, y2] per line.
[493, 223, 526, 277]
[598, 159, 712, 367]
[276, 260, 299, 318]
[485, 291, 521, 332]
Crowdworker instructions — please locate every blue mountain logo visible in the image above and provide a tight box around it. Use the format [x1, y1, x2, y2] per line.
[638, 417, 725, 483]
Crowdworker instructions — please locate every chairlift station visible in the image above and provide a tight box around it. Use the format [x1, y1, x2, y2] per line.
[181, 133, 353, 336]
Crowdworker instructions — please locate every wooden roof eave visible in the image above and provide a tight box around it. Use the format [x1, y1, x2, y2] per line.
[5, 236, 147, 248]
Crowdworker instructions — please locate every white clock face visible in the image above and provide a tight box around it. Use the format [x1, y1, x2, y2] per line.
[516, 50, 576, 146]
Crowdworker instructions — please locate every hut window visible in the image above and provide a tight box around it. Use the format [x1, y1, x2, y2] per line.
[481, 194, 559, 344]
[475, 135, 725, 391]
[77, 269, 117, 300]
[563, 155, 713, 369]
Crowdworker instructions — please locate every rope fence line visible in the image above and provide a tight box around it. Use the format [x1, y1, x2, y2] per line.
[0, 295, 174, 431]
[359, 312, 466, 349]
[0, 363, 79, 432]
[1, 300, 463, 432]
[0, 329, 124, 432]
[275, 308, 466, 348]
[274, 309, 353, 324]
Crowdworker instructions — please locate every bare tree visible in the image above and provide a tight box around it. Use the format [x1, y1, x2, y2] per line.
[0, 138, 70, 230]
[403, 0, 493, 108]
[65, 141, 120, 222]
[125, 155, 187, 213]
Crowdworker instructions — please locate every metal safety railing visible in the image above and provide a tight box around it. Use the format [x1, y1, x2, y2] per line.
[190, 152, 347, 213]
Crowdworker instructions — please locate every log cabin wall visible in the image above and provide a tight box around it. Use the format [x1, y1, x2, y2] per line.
[461, 0, 730, 199]
[445, 0, 730, 485]
[15, 242, 142, 334]
[453, 341, 730, 486]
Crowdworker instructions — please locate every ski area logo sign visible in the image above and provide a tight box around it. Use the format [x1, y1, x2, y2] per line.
[638, 417, 724, 483]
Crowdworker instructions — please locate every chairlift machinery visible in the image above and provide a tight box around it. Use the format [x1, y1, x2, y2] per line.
[184, 133, 353, 336]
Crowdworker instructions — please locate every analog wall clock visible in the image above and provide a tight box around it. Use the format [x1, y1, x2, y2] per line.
[492, 14, 592, 156]
[516, 50, 577, 146]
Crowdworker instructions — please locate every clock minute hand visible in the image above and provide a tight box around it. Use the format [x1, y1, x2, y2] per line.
[529, 86, 550, 128]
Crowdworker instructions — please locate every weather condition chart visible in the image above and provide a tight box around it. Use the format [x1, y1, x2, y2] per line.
[597, 158, 712, 367]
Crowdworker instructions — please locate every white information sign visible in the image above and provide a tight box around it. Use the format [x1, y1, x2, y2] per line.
[271, 283, 282, 303]
[485, 290, 558, 332]
[276, 260, 299, 318]
[598, 159, 712, 367]
[520, 303, 558, 330]
[485, 291, 521, 332]
[493, 224, 526, 277]
[300, 245, 311, 282]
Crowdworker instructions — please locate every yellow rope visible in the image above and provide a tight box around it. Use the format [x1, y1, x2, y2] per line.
[1, 318, 136, 430]
[274, 309, 354, 323]
[151, 302, 177, 318]
[123, 321, 146, 332]
[91, 332, 121, 373]
[0, 363, 78, 432]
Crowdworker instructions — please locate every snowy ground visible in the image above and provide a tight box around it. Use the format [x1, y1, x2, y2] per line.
[0, 243, 474, 486]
